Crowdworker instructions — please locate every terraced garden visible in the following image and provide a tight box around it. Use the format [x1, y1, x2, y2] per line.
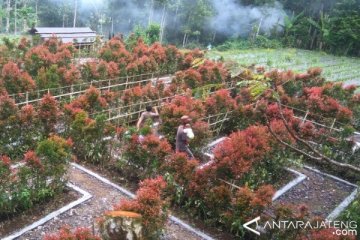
[207, 48, 360, 88]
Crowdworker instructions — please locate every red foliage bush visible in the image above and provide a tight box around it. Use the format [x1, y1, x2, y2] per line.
[24, 150, 43, 171]
[44, 226, 100, 240]
[181, 48, 204, 69]
[161, 152, 199, 186]
[303, 86, 353, 122]
[58, 64, 81, 85]
[114, 176, 168, 238]
[19, 104, 36, 124]
[1, 61, 36, 94]
[99, 37, 131, 69]
[197, 60, 229, 84]
[121, 86, 144, 105]
[232, 185, 274, 221]
[0, 93, 18, 121]
[269, 119, 295, 144]
[159, 95, 210, 148]
[205, 89, 237, 115]
[122, 134, 172, 177]
[148, 42, 167, 65]
[213, 125, 271, 180]
[127, 55, 158, 75]
[174, 68, 202, 89]
[65, 86, 108, 116]
[25, 38, 74, 75]
[38, 93, 60, 134]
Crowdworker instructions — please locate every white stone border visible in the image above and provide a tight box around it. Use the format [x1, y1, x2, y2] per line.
[2, 183, 92, 240]
[202, 137, 229, 160]
[304, 165, 359, 221]
[272, 168, 307, 201]
[70, 163, 215, 240]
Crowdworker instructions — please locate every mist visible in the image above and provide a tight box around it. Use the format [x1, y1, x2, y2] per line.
[47, 0, 287, 40]
[210, 0, 287, 37]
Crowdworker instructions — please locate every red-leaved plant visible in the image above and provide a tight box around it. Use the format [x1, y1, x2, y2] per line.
[113, 176, 168, 239]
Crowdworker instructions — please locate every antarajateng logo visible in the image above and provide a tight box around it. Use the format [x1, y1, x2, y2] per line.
[243, 217, 358, 237]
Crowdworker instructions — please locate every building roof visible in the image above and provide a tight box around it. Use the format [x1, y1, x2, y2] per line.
[34, 27, 97, 45]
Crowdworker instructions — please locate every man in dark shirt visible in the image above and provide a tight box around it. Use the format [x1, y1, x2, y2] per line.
[176, 115, 194, 159]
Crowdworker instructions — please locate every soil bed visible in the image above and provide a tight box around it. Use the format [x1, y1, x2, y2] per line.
[0, 187, 80, 238]
[272, 167, 356, 219]
[81, 160, 296, 240]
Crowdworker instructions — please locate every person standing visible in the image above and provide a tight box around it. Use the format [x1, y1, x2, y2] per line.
[136, 105, 159, 130]
[176, 115, 195, 159]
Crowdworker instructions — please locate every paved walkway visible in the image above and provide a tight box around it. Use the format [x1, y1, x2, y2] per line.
[19, 164, 203, 240]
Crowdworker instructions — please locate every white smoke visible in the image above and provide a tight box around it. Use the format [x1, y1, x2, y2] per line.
[210, 0, 287, 37]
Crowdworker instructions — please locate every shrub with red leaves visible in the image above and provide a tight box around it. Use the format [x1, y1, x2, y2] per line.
[122, 134, 172, 178]
[0, 92, 18, 121]
[25, 37, 75, 76]
[69, 112, 113, 164]
[159, 95, 211, 152]
[38, 93, 60, 135]
[1, 61, 36, 94]
[213, 125, 271, 180]
[161, 152, 199, 187]
[181, 48, 204, 69]
[231, 185, 274, 221]
[121, 86, 143, 105]
[44, 226, 100, 240]
[24, 150, 43, 171]
[58, 64, 81, 85]
[205, 89, 237, 115]
[197, 60, 229, 85]
[0, 93, 22, 158]
[164, 45, 183, 73]
[65, 86, 108, 116]
[173, 68, 202, 89]
[269, 119, 295, 145]
[113, 176, 168, 238]
[99, 37, 131, 70]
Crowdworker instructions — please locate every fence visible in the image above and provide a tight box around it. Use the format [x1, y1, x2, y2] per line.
[10, 72, 166, 106]
[90, 81, 237, 133]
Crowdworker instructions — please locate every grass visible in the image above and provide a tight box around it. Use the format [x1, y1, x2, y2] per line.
[207, 48, 360, 86]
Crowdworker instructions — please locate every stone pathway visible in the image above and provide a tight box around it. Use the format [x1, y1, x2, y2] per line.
[19, 165, 204, 240]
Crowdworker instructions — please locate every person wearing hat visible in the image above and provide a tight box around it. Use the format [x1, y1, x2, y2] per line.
[176, 115, 195, 159]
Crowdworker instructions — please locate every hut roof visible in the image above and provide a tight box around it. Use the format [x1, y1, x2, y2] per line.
[33, 27, 97, 45]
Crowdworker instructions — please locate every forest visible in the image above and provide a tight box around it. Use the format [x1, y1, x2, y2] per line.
[0, 0, 359, 55]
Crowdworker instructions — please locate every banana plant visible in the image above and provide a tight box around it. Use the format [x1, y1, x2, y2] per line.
[192, 83, 224, 99]
[307, 12, 330, 50]
[279, 11, 304, 36]
[237, 80, 271, 98]
[191, 57, 205, 68]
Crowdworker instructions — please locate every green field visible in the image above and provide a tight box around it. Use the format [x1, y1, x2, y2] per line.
[207, 48, 360, 87]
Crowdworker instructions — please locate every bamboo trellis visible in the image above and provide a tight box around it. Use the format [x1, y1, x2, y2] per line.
[10, 72, 164, 106]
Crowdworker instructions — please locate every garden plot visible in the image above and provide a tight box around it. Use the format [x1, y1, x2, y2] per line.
[202, 138, 358, 220]
[272, 167, 358, 219]
[201, 137, 305, 200]
[13, 164, 212, 240]
[0, 185, 84, 239]
[207, 48, 360, 86]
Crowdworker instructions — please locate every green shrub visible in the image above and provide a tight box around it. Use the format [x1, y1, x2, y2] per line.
[0, 136, 72, 217]
[216, 36, 283, 51]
